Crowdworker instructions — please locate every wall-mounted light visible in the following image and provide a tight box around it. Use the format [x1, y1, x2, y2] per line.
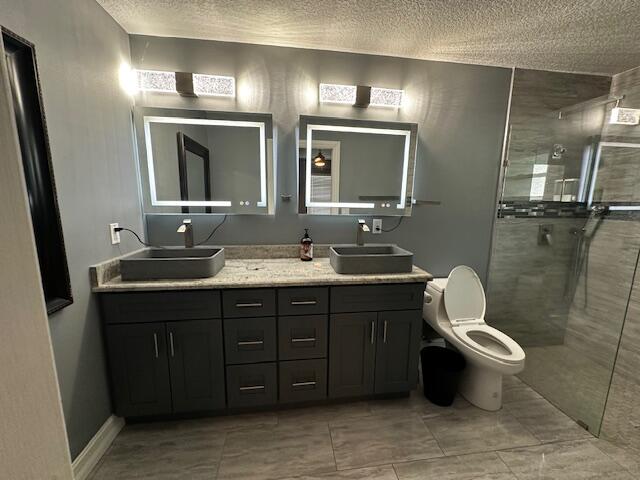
[130, 69, 236, 97]
[370, 87, 403, 107]
[319, 83, 403, 108]
[136, 69, 177, 93]
[193, 73, 235, 97]
[319, 83, 357, 104]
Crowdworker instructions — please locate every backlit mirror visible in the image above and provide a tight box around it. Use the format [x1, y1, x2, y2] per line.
[297, 115, 418, 216]
[134, 107, 275, 214]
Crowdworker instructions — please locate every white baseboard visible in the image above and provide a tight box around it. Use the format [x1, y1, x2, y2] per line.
[72, 415, 124, 480]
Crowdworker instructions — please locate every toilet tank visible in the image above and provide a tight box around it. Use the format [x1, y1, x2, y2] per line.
[423, 279, 449, 331]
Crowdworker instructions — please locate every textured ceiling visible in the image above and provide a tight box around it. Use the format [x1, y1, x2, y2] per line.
[98, 0, 640, 75]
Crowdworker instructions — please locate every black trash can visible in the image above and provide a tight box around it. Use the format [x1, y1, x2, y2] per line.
[421, 346, 466, 406]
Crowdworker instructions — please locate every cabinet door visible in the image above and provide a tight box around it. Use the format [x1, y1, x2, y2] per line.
[167, 319, 226, 413]
[374, 310, 422, 394]
[329, 313, 376, 398]
[106, 323, 172, 417]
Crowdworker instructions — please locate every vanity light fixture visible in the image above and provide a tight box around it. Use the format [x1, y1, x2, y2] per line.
[136, 69, 177, 93]
[132, 70, 236, 97]
[319, 83, 357, 104]
[370, 87, 404, 107]
[193, 73, 235, 97]
[319, 83, 403, 108]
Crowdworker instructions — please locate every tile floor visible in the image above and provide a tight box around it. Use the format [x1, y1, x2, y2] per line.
[89, 376, 636, 479]
[519, 344, 612, 433]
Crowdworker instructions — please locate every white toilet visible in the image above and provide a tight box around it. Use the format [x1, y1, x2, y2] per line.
[423, 265, 525, 411]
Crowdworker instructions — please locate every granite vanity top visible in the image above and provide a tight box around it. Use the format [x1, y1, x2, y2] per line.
[90, 245, 432, 292]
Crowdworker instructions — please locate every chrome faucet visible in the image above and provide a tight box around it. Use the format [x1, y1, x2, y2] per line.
[356, 219, 370, 246]
[177, 219, 194, 248]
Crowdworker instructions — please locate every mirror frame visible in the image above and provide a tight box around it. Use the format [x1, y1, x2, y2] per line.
[298, 115, 418, 216]
[133, 107, 276, 215]
[143, 116, 268, 209]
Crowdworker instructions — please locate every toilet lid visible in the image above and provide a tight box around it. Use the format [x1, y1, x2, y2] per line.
[444, 266, 486, 321]
[453, 324, 525, 364]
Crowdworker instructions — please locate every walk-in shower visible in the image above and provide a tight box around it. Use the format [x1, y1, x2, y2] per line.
[487, 68, 640, 435]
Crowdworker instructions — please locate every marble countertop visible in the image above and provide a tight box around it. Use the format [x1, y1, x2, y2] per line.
[90, 245, 432, 292]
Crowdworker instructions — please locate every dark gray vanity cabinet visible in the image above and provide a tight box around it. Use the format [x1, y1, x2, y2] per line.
[223, 289, 279, 408]
[167, 320, 225, 413]
[101, 292, 225, 417]
[374, 310, 421, 394]
[105, 323, 172, 417]
[328, 312, 376, 398]
[100, 282, 424, 417]
[328, 284, 424, 398]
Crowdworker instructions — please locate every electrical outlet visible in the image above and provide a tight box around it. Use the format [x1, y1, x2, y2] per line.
[372, 218, 382, 234]
[109, 223, 120, 245]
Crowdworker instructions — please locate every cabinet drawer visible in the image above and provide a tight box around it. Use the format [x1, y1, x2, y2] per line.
[101, 291, 221, 324]
[279, 359, 327, 403]
[278, 315, 327, 360]
[330, 284, 424, 313]
[223, 289, 276, 318]
[278, 287, 328, 315]
[226, 363, 277, 408]
[224, 317, 277, 365]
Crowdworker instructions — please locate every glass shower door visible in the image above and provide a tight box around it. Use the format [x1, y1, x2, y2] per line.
[487, 89, 639, 434]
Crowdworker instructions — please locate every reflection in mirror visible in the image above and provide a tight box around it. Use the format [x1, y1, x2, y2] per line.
[134, 107, 275, 215]
[298, 116, 418, 216]
[178, 132, 211, 213]
[589, 142, 640, 210]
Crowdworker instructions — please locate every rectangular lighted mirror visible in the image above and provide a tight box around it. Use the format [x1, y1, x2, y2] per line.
[297, 115, 418, 216]
[134, 107, 275, 215]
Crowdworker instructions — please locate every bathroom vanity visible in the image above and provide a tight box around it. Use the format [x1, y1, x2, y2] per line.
[91, 247, 431, 418]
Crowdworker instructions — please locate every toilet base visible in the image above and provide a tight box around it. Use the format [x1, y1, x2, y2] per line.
[459, 363, 503, 411]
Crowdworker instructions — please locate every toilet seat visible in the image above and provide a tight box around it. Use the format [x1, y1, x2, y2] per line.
[452, 323, 525, 364]
[443, 266, 486, 321]
[442, 266, 524, 365]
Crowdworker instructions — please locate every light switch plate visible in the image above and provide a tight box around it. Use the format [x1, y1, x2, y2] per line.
[109, 223, 120, 245]
[372, 219, 382, 234]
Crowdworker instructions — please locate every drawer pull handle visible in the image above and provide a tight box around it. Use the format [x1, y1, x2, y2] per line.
[291, 337, 316, 343]
[292, 381, 316, 388]
[235, 302, 263, 308]
[290, 300, 317, 306]
[383, 320, 388, 344]
[239, 385, 265, 392]
[237, 340, 264, 346]
[153, 333, 159, 359]
[370, 320, 375, 345]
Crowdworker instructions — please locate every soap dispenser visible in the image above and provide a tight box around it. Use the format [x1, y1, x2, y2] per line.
[300, 229, 313, 261]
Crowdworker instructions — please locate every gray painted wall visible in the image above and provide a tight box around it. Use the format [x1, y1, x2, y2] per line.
[132, 35, 512, 282]
[0, 0, 143, 459]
